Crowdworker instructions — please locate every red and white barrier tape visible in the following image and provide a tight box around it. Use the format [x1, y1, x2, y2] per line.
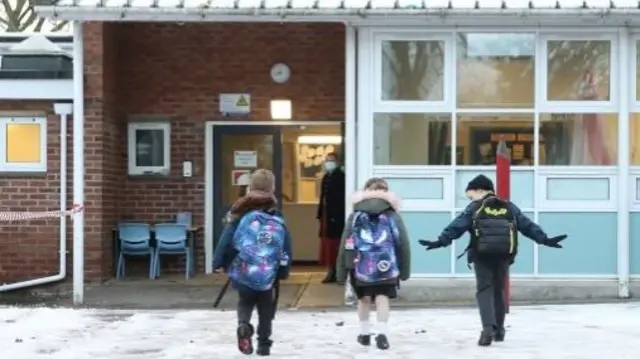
[0, 203, 84, 222]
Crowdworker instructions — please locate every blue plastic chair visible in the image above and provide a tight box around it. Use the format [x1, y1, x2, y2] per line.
[153, 223, 193, 279]
[116, 223, 154, 279]
[175, 212, 192, 227]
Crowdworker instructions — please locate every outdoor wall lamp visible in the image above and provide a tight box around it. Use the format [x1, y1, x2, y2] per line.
[270, 99, 292, 120]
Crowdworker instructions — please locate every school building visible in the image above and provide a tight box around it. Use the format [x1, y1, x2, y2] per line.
[1, 0, 640, 301]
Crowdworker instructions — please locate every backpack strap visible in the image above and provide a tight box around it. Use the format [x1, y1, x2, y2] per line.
[351, 211, 366, 229]
[457, 198, 493, 262]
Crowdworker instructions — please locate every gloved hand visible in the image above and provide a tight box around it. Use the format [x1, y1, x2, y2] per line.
[418, 239, 443, 251]
[543, 234, 567, 248]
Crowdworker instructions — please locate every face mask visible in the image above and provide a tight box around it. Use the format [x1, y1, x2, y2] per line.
[324, 161, 337, 172]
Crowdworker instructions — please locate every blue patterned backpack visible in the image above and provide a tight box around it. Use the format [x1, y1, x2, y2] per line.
[228, 210, 287, 291]
[349, 212, 400, 284]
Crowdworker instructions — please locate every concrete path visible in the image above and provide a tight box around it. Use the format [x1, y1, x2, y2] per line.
[1, 271, 637, 309]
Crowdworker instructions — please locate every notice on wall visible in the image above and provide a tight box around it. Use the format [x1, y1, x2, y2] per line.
[219, 93, 251, 115]
[232, 170, 251, 186]
[234, 150, 257, 168]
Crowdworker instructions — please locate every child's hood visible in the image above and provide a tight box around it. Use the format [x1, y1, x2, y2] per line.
[224, 191, 278, 224]
[350, 190, 401, 214]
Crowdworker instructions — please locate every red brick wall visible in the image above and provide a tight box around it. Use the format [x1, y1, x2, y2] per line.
[0, 101, 69, 284]
[0, 22, 346, 284]
[114, 23, 345, 273]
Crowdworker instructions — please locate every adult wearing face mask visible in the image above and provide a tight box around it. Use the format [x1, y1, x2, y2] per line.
[317, 152, 345, 283]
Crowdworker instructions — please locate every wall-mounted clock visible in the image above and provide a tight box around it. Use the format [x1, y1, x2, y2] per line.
[270, 63, 291, 84]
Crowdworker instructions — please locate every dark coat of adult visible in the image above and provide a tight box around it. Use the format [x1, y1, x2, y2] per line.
[317, 168, 346, 239]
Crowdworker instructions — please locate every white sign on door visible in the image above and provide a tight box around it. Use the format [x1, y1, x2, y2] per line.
[234, 151, 257, 168]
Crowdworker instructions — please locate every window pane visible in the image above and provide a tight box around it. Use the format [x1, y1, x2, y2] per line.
[539, 113, 617, 165]
[135, 129, 165, 167]
[456, 114, 534, 166]
[6, 123, 41, 163]
[630, 113, 640, 165]
[637, 41, 640, 101]
[457, 33, 535, 108]
[373, 113, 451, 165]
[381, 41, 445, 101]
[547, 40, 611, 101]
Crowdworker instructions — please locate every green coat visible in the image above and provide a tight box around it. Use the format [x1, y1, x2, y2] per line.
[336, 192, 411, 286]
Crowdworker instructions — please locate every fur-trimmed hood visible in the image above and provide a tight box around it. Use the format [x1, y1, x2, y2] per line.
[350, 190, 401, 213]
[223, 191, 278, 224]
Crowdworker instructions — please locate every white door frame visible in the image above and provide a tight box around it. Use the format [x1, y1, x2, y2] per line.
[203, 121, 345, 273]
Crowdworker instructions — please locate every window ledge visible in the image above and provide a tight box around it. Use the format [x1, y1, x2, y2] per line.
[0, 171, 47, 178]
[127, 172, 170, 180]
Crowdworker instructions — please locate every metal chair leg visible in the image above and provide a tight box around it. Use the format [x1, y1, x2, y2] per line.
[155, 251, 162, 277]
[149, 250, 156, 280]
[117, 252, 125, 279]
[185, 250, 191, 280]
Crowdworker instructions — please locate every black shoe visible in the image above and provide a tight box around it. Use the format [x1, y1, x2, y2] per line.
[478, 330, 493, 347]
[236, 323, 254, 355]
[494, 327, 506, 342]
[357, 334, 371, 346]
[321, 268, 337, 283]
[375, 334, 390, 350]
[256, 339, 272, 356]
[256, 345, 271, 356]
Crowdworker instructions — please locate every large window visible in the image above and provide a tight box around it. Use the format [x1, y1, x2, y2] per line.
[371, 32, 617, 169]
[0, 117, 47, 172]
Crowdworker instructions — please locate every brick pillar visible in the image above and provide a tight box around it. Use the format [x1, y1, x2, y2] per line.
[82, 22, 125, 282]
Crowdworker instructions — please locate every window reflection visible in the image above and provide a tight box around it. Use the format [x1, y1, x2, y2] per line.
[547, 40, 611, 101]
[456, 115, 534, 166]
[457, 33, 535, 108]
[539, 114, 617, 166]
[381, 40, 445, 101]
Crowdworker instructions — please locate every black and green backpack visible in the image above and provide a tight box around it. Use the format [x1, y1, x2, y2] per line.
[471, 196, 517, 257]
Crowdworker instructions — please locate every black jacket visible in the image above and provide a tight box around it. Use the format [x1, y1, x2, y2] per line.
[437, 194, 548, 263]
[317, 168, 346, 238]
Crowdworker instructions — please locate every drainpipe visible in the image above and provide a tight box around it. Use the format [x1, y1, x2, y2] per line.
[0, 102, 72, 292]
[71, 21, 85, 305]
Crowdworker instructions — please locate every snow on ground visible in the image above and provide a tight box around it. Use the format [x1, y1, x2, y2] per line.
[1, 303, 639, 359]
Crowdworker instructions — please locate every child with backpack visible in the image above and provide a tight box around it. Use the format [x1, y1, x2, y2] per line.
[212, 169, 293, 357]
[336, 178, 411, 350]
[419, 174, 567, 347]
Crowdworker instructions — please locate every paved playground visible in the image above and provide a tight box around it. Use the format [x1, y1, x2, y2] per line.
[1, 303, 639, 358]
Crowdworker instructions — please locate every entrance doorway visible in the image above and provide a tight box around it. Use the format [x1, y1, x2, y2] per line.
[212, 125, 284, 246]
[209, 122, 343, 273]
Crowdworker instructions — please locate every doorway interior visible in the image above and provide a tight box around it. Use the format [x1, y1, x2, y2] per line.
[207, 121, 345, 280]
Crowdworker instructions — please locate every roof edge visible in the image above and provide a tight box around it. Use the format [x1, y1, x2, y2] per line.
[33, 6, 640, 24]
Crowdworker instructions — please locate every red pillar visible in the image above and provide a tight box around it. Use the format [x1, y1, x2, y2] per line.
[496, 140, 511, 314]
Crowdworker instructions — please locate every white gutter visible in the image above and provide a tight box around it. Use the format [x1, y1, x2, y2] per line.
[35, 6, 640, 26]
[0, 103, 72, 292]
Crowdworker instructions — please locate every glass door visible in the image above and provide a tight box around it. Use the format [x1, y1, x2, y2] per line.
[212, 125, 283, 245]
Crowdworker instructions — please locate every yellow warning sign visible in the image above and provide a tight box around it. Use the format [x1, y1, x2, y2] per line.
[236, 95, 249, 107]
[219, 93, 251, 115]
